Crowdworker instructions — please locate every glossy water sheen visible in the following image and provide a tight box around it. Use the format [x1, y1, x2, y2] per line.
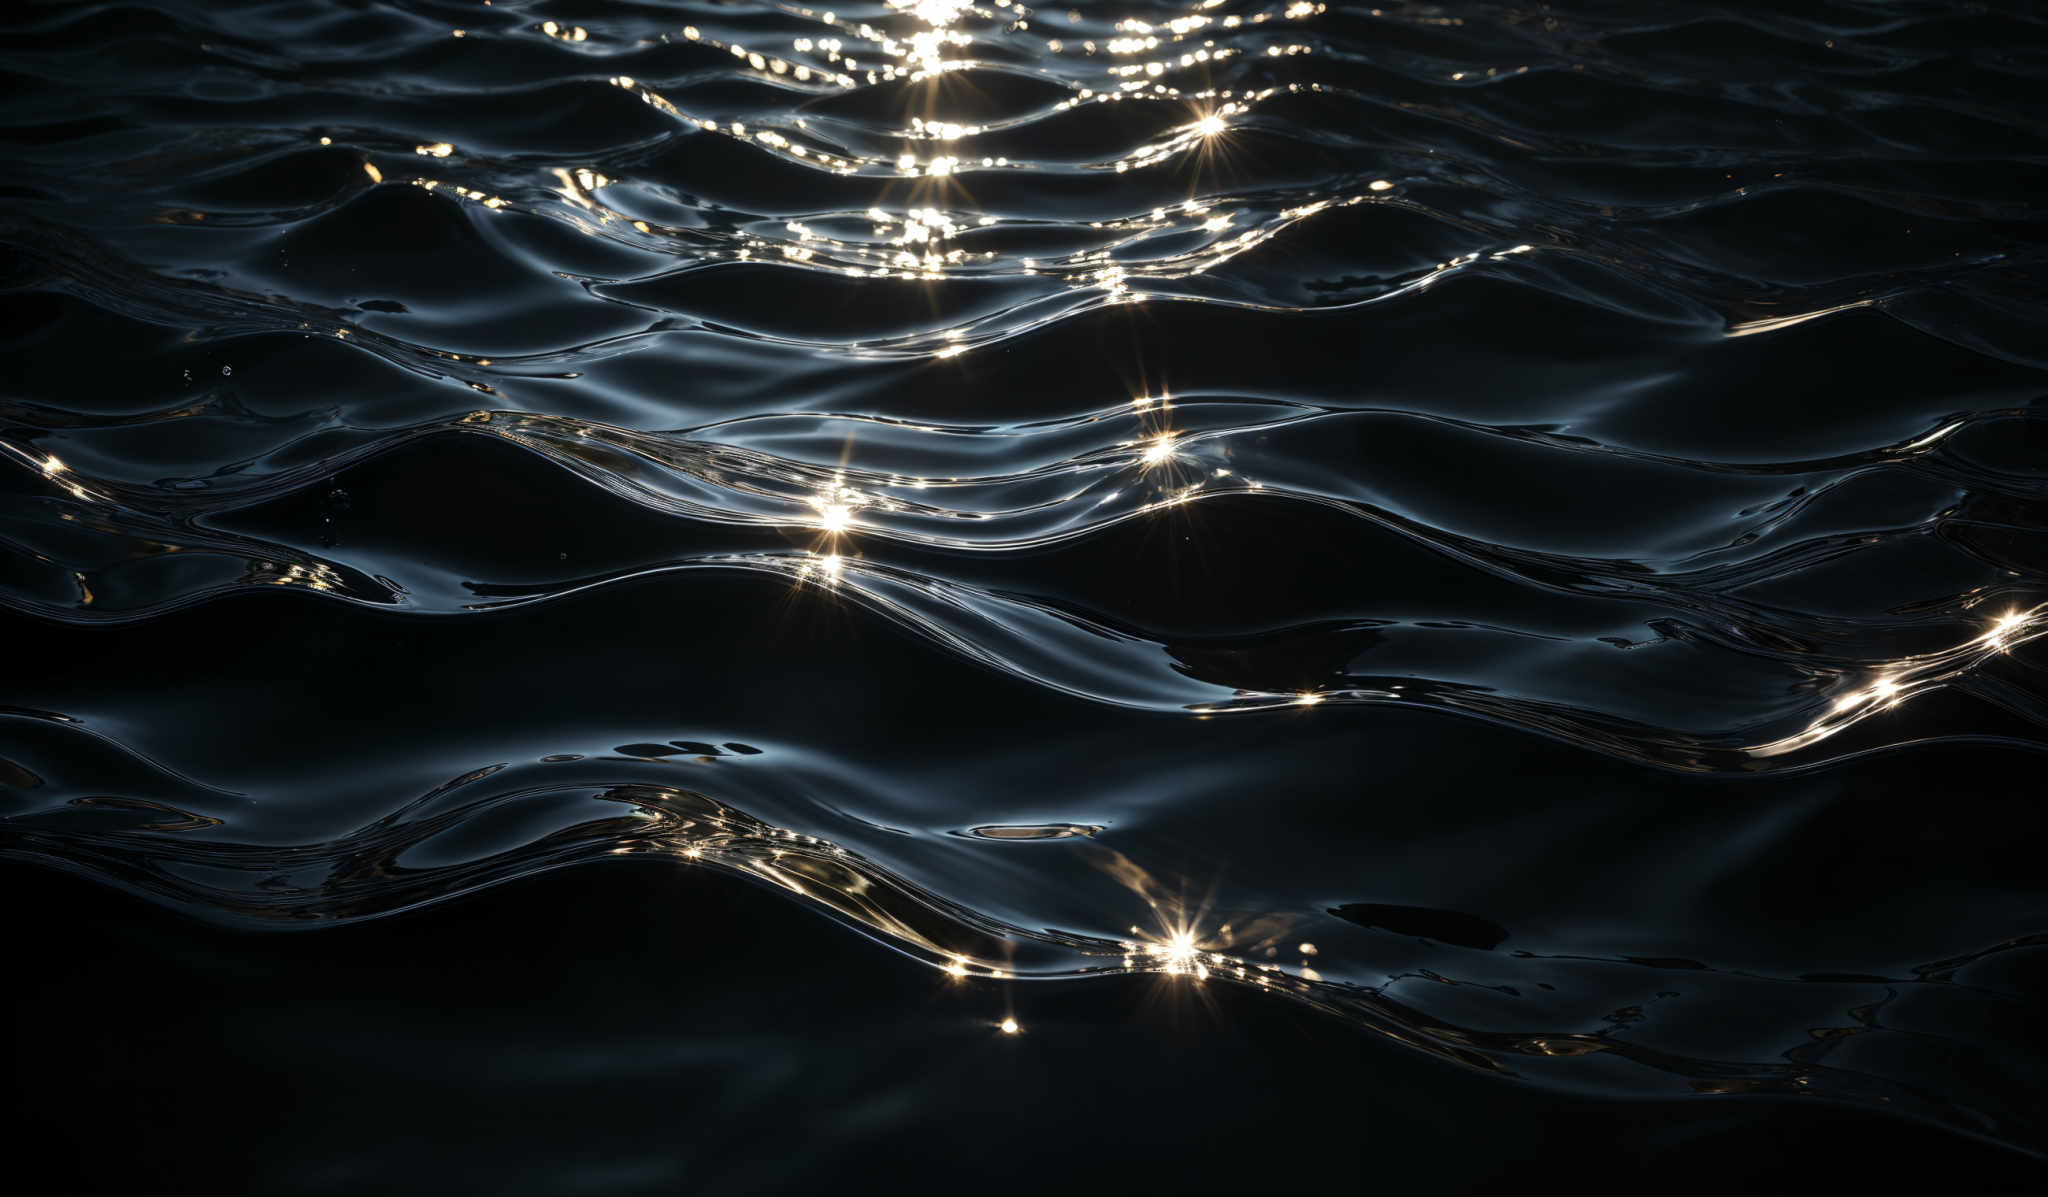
[2, 0, 2045, 1178]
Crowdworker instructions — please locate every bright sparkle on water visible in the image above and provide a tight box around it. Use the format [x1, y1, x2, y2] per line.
[1140, 433, 1181, 468]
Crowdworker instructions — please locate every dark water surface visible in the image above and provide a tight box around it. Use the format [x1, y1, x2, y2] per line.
[3, 0, 2045, 1189]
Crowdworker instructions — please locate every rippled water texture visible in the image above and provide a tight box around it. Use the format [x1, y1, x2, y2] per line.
[3, 0, 2046, 1166]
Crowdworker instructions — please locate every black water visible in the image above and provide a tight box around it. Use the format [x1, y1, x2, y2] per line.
[3, 1, 2045, 1190]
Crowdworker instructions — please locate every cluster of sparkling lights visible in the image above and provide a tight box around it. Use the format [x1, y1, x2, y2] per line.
[1115, 920, 1328, 988]
[328, 0, 1408, 316]
[327, 0, 1655, 337]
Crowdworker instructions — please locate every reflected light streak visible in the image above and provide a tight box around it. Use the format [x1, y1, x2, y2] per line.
[1752, 604, 2048, 757]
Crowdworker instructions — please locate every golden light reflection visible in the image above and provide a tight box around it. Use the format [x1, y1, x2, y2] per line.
[603, 787, 1041, 986]
[567, 786, 1377, 1036]
[3, 441, 108, 504]
[1984, 609, 2029, 649]
[797, 551, 846, 586]
[1139, 432, 1182, 468]
[1725, 298, 1880, 338]
[412, 174, 506, 209]
[1114, 909, 1335, 1000]
[1148, 927, 1208, 978]
[1753, 604, 2048, 757]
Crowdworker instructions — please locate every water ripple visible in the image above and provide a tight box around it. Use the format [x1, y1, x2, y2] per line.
[3, 0, 2045, 1157]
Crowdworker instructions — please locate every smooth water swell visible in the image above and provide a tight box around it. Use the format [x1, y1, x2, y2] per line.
[2, 0, 2045, 1156]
